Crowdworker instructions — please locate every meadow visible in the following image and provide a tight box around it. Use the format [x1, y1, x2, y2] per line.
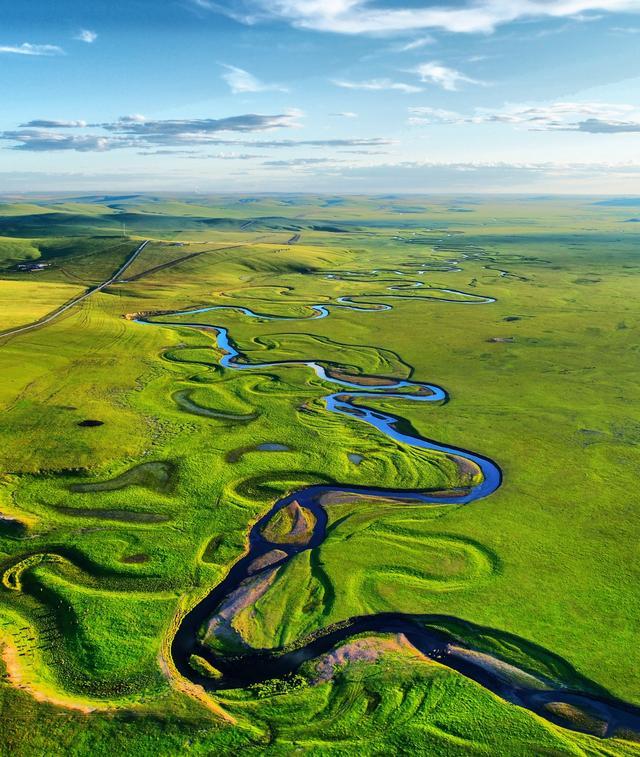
[0, 193, 638, 755]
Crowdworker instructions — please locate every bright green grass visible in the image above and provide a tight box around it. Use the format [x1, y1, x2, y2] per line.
[0, 279, 86, 330]
[0, 195, 638, 755]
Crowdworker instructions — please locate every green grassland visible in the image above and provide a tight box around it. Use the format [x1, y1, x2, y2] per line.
[0, 194, 638, 755]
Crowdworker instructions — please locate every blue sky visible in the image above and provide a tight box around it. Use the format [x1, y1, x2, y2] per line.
[1, 0, 640, 193]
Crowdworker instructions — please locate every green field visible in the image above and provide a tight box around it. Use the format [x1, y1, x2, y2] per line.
[0, 193, 638, 755]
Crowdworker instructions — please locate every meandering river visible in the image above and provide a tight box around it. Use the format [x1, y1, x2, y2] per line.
[138, 282, 640, 740]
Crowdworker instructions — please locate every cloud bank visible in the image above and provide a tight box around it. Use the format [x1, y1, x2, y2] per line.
[0, 111, 394, 152]
[409, 101, 640, 132]
[200, 0, 640, 35]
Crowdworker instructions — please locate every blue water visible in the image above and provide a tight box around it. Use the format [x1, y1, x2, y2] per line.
[154, 278, 495, 327]
[147, 299, 387, 322]
[139, 310, 501, 505]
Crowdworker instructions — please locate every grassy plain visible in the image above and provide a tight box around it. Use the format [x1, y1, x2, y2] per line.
[0, 193, 638, 755]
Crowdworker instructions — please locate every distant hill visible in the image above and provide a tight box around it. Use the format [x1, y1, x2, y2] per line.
[593, 197, 640, 206]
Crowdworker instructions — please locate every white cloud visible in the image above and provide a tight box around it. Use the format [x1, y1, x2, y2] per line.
[221, 64, 288, 94]
[408, 101, 640, 132]
[412, 62, 482, 91]
[333, 78, 422, 94]
[394, 36, 434, 52]
[1, 130, 117, 151]
[330, 111, 358, 117]
[0, 43, 64, 56]
[1, 112, 306, 151]
[118, 114, 147, 124]
[75, 30, 97, 43]
[211, 0, 640, 35]
[408, 107, 463, 123]
[211, 152, 263, 159]
[263, 157, 346, 168]
[20, 119, 87, 128]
